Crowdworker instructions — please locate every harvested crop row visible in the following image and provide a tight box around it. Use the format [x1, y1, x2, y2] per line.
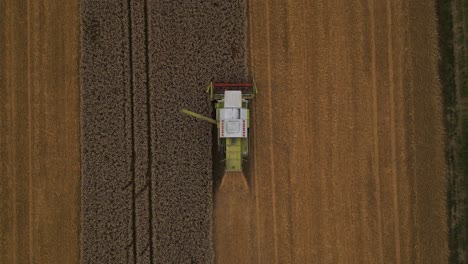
[246, 0, 448, 262]
[81, 0, 248, 262]
[0, 1, 80, 263]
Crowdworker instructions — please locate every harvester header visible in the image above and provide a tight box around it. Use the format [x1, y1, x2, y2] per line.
[207, 82, 257, 101]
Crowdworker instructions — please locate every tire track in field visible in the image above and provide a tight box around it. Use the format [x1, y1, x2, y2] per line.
[385, 0, 401, 262]
[27, 1, 33, 261]
[247, 0, 269, 263]
[368, 0, 385, 260]
[264, 0, 279, 262]
[27, 2, 38, 261]
[125, 0, 137, 261]
[248, 0, 263, 261]
[142, 1, 154, 262]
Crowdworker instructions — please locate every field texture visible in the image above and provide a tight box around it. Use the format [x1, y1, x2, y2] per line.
[212, 0, 448, 263]
[81, 0, 247, 263]
[1, 0, 449, 263]
[0, 0, 80, 263]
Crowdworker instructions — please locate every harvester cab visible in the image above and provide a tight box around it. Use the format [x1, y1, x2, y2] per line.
[181, 81, 257, 172]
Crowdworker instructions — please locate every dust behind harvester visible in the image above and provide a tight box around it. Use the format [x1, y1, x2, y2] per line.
[181, 82, 257, 173]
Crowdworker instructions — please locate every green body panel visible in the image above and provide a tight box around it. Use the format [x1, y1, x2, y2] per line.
[241, 136, 248, 157]
[215, 101, 250, 171]
[225, 138, 242, 171]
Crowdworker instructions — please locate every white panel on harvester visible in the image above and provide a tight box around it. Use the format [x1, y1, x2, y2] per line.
[224, 91, 242, 108]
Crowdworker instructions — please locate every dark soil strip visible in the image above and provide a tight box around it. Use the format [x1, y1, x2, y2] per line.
[437, 0, 468, 262]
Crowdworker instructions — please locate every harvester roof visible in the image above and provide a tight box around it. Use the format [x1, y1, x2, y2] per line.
[224, 91, 242, 108]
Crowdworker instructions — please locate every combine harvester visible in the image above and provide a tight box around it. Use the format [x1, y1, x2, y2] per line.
[181, 82, 257, 173]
